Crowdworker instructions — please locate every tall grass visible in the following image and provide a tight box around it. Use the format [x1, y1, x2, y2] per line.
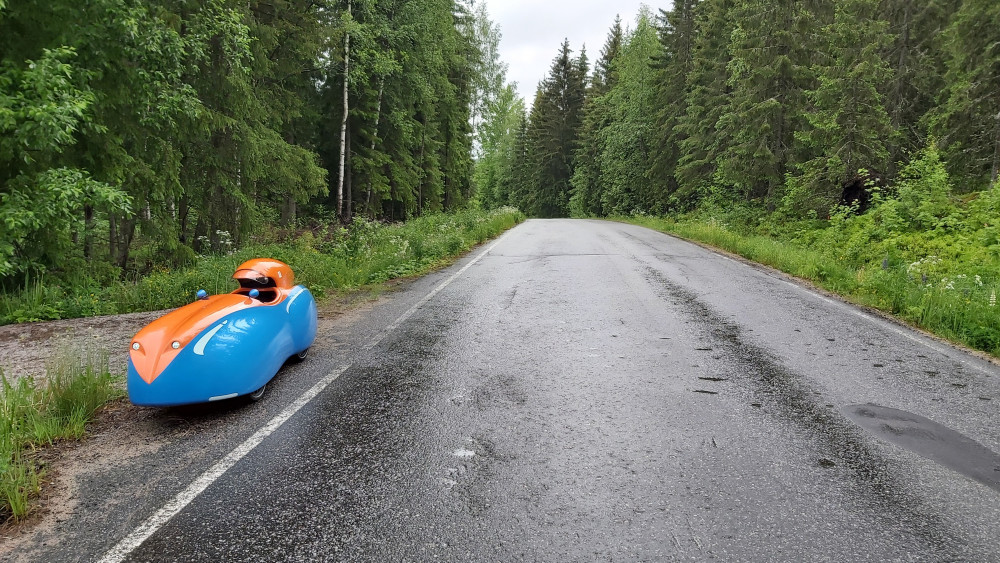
[620, 215, 1000, 358]
[0, 207, 525, 324]
[0, 350, 123, 520]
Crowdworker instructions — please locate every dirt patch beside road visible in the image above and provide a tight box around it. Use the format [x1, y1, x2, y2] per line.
[0, 311, 167, 381]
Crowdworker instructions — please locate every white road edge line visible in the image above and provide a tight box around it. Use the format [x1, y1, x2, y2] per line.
[98, 233, 510, 563]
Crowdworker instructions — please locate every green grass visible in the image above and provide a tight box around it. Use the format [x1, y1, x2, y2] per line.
[0, 207, 526, 324]
[0, 350, 123, 521]
[0, 207, 525, 521]
[617, 215, 1000, 358]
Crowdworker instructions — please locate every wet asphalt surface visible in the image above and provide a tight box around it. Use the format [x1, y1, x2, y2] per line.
[9, 219, 1000, 562]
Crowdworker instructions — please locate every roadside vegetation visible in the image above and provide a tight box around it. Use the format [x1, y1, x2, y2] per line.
[1, 0, 524, 522]
[0, 207, 524, 521]
[0, 208, 524, 325]
[618, 145, 1000, 358]
[0, 351, 122, 521]
[473, 2, 999, 358]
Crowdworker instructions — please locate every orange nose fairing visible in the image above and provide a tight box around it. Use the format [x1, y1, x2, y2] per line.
[129, 294, 257, 384]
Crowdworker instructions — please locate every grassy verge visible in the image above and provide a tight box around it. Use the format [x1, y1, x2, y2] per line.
[0, 207, 525, 324]
[0, 207, 525, 521]
[617, 215, 1000, 359]
[0, 351, 123, 520]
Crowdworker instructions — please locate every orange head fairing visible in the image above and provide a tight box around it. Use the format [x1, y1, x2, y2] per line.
[232, 258, 295, 290]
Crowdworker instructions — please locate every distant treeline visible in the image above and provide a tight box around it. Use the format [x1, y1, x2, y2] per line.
[0, 0, 509, 285]
[477, 0, 1000, 218]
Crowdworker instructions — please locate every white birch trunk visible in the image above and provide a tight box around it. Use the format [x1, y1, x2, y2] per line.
[336, 0, 352, 219]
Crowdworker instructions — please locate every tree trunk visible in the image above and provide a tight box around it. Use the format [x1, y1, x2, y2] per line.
[281, 130, 298, 226]
[345, 127, 353, 221]
[109, 214, 118, 266]
[281, 196, 297, 226]
[992, 110, 1000, 189]
[114, 218, 135, 270]
[891, 0, 911, 131]
[418, 122, 427, 214]
[178, 198, 189, 244]
[83, 205, 94, 259]
[365, 77, 384, 217]
[336, 0, 352, 221]
[193, 217, 207, 254]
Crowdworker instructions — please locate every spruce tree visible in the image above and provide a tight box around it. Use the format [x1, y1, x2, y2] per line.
[647, 0, 699, 209]
[591, 16, 624, 96]
[933, 0, 1000, 189]
[599, 11, 661, 214]
[787, 0, 894, 212]
[525, 40, 587, 218]
[880, 0, 960, 167]
[716, 0, 814, 203]
[570, 19, 623, 217]
[673, 0, 735, 201]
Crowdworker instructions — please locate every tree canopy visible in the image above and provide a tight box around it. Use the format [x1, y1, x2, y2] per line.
[478, 1, 997, 221]
[0, 0, 489, 285]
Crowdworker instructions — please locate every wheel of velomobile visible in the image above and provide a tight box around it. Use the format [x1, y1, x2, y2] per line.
[249, 384, 267, 402]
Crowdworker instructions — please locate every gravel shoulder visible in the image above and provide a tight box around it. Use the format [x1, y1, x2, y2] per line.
[0, 285, 397, 550]
[0, 310, 167, 381]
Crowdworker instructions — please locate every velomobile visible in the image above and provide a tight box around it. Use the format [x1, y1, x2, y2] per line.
[127, 258, 317, 406]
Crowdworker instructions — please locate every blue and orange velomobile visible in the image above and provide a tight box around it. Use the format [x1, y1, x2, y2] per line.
[127, 258, 318, 407]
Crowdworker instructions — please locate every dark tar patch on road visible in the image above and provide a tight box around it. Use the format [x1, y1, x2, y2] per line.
[843, 404, 1000, 492]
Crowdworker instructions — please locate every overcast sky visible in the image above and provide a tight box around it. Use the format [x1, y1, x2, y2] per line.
[482, 0, 666, 104]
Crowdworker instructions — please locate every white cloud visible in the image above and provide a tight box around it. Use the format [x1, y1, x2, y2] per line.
[482, 0, 666, 103]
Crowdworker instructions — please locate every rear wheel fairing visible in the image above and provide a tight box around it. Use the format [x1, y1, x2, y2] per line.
[286, 286, 318, 355]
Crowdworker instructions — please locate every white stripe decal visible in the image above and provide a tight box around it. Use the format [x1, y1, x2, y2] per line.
[207, 393, 238, 402]
[192, 322, 226, 356]
[98, 231, 511, 563]
[285, 286, 303, 313]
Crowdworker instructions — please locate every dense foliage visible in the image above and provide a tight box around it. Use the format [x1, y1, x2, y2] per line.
[476, 2, 999, 355]
[0, 0, 500, 290]
[0, 207, 524, 325]
[482, 1, 1000, 215]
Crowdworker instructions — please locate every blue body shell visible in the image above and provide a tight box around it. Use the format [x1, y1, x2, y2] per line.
[127, 286, 317, 407]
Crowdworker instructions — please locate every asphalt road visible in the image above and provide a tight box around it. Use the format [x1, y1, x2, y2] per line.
[10, 219, 1000, 562]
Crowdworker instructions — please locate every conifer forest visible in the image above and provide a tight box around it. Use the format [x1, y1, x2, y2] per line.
[0, 0, 508, 285]
[478, 1, 1000, 221]
[476, 1, 1000, 356]
[2, 0, 999, 350]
